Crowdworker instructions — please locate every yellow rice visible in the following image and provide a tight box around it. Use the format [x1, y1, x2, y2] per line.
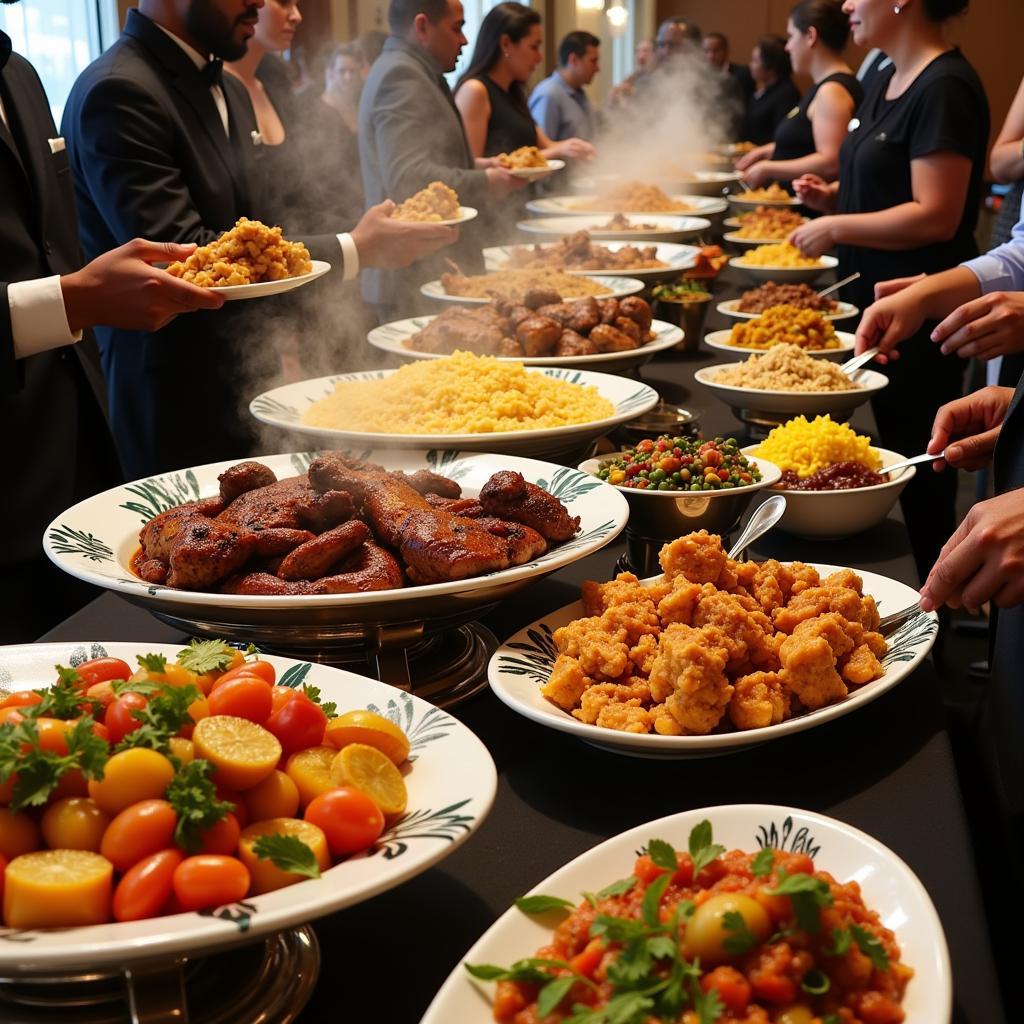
[752, 414, 881, 477]
[302, 350, 615, 434]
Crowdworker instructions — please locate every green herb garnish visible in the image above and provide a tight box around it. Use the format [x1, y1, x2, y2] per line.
[301, 683, 337, 719]
[689, 819, 725, 875]
[800, 967, 831, 994]
[750, 846, 775, 877]
[137, 653, 168, 674]
[647, 838, 678, 872]
[722, 910, 758, 954]
[251, 833, 321, 879]
[850, 923, 889, 971]
[176, 639, 240, 675]
[165, 758, 234, 853]
[114, 683, 201, 753]
[765, 869, 833, 933]
[515, 894, 575, 914]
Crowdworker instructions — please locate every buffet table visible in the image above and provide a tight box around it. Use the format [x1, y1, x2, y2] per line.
[38, 312, 1005, 1021]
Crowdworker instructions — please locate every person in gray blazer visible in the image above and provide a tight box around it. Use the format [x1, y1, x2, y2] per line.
[359, 0, 525, 321]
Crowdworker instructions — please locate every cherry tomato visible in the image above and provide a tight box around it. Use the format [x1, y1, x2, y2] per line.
[87, 748, 176, 816]
[85, 681, 118, 711]
[213, 659, 276, 690]
[113, 849, 184, 922]
[0, 707, 26, 728]
[73, 657, 133, 689]
[304, 787, 384, 857]
[207, 677, 272, 724]
[266, 692, 328, 757]
[100, 799, 178, 872]
[91, 720, 110, 744]
[104, 692, 148, 745]
[33, 717, 73, 755]
[41, 797, 110, 851]
[215, 787, 248, 828]
[0, 853, 6, 907]
[197, 812, 241, 855]
[0, 690, 42, 711]
[172, 855, 250, 911]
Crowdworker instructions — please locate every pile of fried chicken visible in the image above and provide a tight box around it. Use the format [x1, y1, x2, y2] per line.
[505, 231, 666, 273]
[408, 290, 655, 358]
[132, 454, 580, 595]
[543, 530, 887, 735]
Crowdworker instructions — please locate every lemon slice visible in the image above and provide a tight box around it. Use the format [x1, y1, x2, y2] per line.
[329, 743, 408, 817]
[192, 715, 281, 790]
[4, 849, 113, 928]
[323, 710, 411, 765]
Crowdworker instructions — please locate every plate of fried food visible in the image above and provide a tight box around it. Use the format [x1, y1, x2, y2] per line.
[695, 345, 888, 419]
[487, 529, 938, 758]
[483, 233, 699, 280]
[728, 183, 803, 207]
[0, 640, 497, 971]
[420, 270, 644, 304]
[250, 352, 660, 460]
[494, 146, 565, 180]
[165, 217, 331, 300]
[515, 212, 712, 242]
[526, 185, 728, 219]
[730, 244, 838, 284]
[718, 281, 858, 321]
[422, 805, 950, 1024]
[703, 305, 855, 361]
[390, 181, 478, 226]
[367, 295, 682, 373]
[722, 205, 808, 246]
[44, 448, 629, 637]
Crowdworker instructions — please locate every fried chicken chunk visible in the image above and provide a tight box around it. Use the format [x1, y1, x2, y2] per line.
[659, 530, 727, 585]
[779, 632, 847, 711]
[729, 671, 789, 730]
[648, 624, 732, 734]
[581, 571, 668, 617]
[542, 655, 592, 711]
[553, 616, 629, 682]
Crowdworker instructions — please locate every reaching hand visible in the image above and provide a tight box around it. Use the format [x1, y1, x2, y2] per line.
[740, 162, 775, 189]
[787, 216, 837, 259]
[350, 201, 458, 270]
[930, 290, 1024, 361]
[792, 174, 836, 213]
[60, 239, 225, 333]
[485, 166, 530, 198]
[854, 276, 930, 360]
[920, 488, 1024, 612]
[926, 385, 1015, 472]
[734, 143, 772, 172]
[548, 137, 596, 161]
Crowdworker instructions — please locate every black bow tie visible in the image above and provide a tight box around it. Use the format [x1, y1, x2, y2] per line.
[201, 59, 224, 88]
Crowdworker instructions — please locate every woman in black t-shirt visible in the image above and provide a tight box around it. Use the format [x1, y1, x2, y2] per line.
[737, 0, 861, 188]
[789, 0, 989, 582]
[742, 35, 801, 145]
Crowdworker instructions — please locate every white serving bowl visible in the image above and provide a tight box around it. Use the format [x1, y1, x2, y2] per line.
[516, 213, 712, 242]
[483, 241, 699, 281]
[419, 274, 644, 305]
[694, 363, 888, 419]
[717, 297, 859, 322]
[525, 194, 729, 219]
[729, 254, 838, 285]
[703, 328, 855, 362]
[742, 445, 916, 538]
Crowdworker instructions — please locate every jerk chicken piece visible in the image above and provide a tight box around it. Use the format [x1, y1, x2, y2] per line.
[618, 295, 653, 335]
[596, 297, 620, 324]
[555, 329, 597, 356]
[515, 315, 562, 357]
[219, 461, 277, 505]
[222, 541, 404, 594]
[276, 520, 370, 581]
[402, 469, 462, 498]
[217, 474, 354, 535]
[590, 323, 639, 352]
[537, 297, 600, 334]
[478, 470, 581, 541]
[424, 495, 484, 516]
[523, 287, 562, 309]
[612, 316, 642, 343]
[408, 305, 511, 355]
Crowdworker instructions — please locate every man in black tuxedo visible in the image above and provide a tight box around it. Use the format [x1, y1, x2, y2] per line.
[0, 12, 230, 642]
[63, 0, 455, 479]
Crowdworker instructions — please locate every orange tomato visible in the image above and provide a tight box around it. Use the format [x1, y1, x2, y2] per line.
[304, 788, 384, 857]
[172, 855, 250, 911]
[73, 657, 133, 689]
[197, 813, 241, 856]
[207, 677, 273, 724]
[113, 849, 183, 922]
[41, 798, 110, 852]
[0, 690, 42, 711]
[0, 808, 40, 860]
[244, 770, 300, 822]
[87, 749, 176, 816]
[85, 681, 118, 710]
[33, 717, 73, 756]
[0, 707, 26, 728]
[212, 660, 276, 690]
[100, 799, 178, 872]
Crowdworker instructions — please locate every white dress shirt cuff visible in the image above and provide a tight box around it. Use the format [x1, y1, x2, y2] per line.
[8, 276, 82, 359]
[337, 233, 360, 281]
[961, 253, 1015, 295]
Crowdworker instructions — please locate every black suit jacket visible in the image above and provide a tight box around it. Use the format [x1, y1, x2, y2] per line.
[62, 11, 343, 479]
[0, 34, 117, 564]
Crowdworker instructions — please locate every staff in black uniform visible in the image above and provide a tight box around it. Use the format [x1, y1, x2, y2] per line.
[789, 0, 988, 583]
[742, 35, 800, 145]
[737, 0, 861, 188]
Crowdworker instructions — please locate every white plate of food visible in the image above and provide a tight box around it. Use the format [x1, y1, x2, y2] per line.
[703, 328, 856, 361]
[728, 189, 803, 208]
[0, 641, 497, 971]
[483, 241, 699, 279]
[419, 274, 645, 304]
[572, 170, 742, 196]
[507, 158, 565, 180]
[250, 367, 659, 460]
[695, 362, 888, 418]
[723, 230, 802, 248]
[730, 253, 838, 285]
[409, 205, 477, 227]
[422, 804, 950, 1023]
[206, 260, 332, 300]
[718, 297, 859, 321]
[488, 556, 937, 758]
[526, 194, 729, 218]
[516, 213, 712, 242]
[367, 314, 683, 373]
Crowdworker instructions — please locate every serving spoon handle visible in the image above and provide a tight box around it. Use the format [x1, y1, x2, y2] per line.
[817, 271, 860, 299]
[727, 494, 787, 560]
[882, 451, 944, 477]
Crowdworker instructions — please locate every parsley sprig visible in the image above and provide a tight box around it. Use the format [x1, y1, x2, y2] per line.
[165, 759, 234, 853]
[177, 639, 247, 675]
[251, 834, 321, 879]
[301, 683, 337, 719]
[765, 869, 833, 933]
[115, 683, 202, 754]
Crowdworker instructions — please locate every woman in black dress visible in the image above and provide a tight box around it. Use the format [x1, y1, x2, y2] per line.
[742, 35, 801, 145]
[454, 3, 593, 162]
[789, 0, 989, 581]
[737, 0, 861, 188]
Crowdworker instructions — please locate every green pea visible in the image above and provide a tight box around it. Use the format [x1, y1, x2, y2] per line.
[659, 481, 671, 490]
[690, 482, 701, 491]
[721, 481, 735, 489]
[650, 469, 666, 482]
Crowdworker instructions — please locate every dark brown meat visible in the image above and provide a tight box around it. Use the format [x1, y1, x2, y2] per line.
[523, 287, 562, 309]
[502, 303, 535, 327]
[276, 520, 370, 580]
[424, 495, 484, 516]
[218, 462, 278, 505]
[590, 323, 639, 353]
[612, 316, 642, 343]
[596, 298, 621, 324]
[478, 470, 581, 542]
[618, 295, 653, 334]
[250, 528, 316, 558]
[409, 305, 510, 355]
[472, 516, 548, 564]
[402, 469, 462, 499]
[555, 330, 597, 356]
[515, 315, 562, 357]
[497, 336, 523, 356]
[218, 475, 353, 534]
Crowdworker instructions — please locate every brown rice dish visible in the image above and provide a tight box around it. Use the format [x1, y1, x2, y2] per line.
[733, 206, 806, 239]
[736, 281, 839, 313]
[504, 231, 666, 272]
[711, 344, 860, 392]
[727, 304, 840, 351]
[440, 268, 613, 301]
[496, 146, 548, 169]
[542, 530, 887, 735]
[166, 217, 312, 286]
[392, 181, 460, 222]
[596, 213, 660, 232]
[575, 182, 693, 214]
[302, 351, 614, 434]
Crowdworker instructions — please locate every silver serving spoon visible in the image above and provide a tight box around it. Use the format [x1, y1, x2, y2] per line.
[817, 271, 860, 299]
[840, 346, 879, 379]
[882, 451, 944, 477]
[727, 494, 787, 560]
[878, 601, 927, 636]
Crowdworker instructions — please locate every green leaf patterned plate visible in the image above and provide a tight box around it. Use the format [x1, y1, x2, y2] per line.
[43, 450, 628, 624]
[0, 642, 496, 971]
[488, 564, 938, 759]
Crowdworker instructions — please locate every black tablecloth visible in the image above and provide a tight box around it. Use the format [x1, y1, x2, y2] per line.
[35, 267, 1004, 1023]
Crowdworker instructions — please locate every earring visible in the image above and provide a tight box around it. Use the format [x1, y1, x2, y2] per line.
[893, 3, 901, 12]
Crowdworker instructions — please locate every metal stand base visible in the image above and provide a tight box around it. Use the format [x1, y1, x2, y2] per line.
[0, 925, 319, 1024]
